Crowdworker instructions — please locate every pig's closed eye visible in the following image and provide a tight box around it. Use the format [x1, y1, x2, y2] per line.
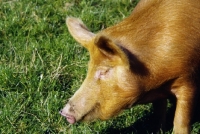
[95, 69, 112, 80]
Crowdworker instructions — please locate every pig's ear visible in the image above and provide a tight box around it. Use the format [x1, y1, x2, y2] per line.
[66, 17, 95, 48]
[95, 35, 129, 65]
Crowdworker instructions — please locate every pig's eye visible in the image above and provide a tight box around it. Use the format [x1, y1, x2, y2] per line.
[95, 68, 112, 80]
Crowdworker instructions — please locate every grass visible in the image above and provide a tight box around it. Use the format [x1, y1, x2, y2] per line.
[0, 0, 199, 134]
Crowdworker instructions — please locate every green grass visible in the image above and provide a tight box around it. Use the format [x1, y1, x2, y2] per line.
[0, 0, 199, 134]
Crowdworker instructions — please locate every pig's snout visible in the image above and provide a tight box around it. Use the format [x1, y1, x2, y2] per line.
[60, 103, 76, 124]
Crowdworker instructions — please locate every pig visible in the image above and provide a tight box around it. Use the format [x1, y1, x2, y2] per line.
[60, 0, 200, 133]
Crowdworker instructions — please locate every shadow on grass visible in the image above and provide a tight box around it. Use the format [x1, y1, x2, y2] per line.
[102, 97, 200, 134]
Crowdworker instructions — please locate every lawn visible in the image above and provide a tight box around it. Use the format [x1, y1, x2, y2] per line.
[0, 0, 199, 134]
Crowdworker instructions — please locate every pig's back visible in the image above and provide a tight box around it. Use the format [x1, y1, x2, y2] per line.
[101, 0, 200, 86]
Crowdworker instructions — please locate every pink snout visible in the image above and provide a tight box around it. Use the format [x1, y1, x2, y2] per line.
[60, 103, 76, 124]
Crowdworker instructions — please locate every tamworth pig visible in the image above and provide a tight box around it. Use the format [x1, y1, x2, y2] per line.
[60, 0, 200, 133]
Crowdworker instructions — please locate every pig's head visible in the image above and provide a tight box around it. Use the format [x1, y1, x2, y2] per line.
[60, 17, 142, 124]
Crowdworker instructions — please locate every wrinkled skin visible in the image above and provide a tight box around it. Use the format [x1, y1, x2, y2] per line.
[60, 0, 200, 134]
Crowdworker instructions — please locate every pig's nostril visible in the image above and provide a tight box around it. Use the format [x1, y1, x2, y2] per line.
[60, 110, 66, 117]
